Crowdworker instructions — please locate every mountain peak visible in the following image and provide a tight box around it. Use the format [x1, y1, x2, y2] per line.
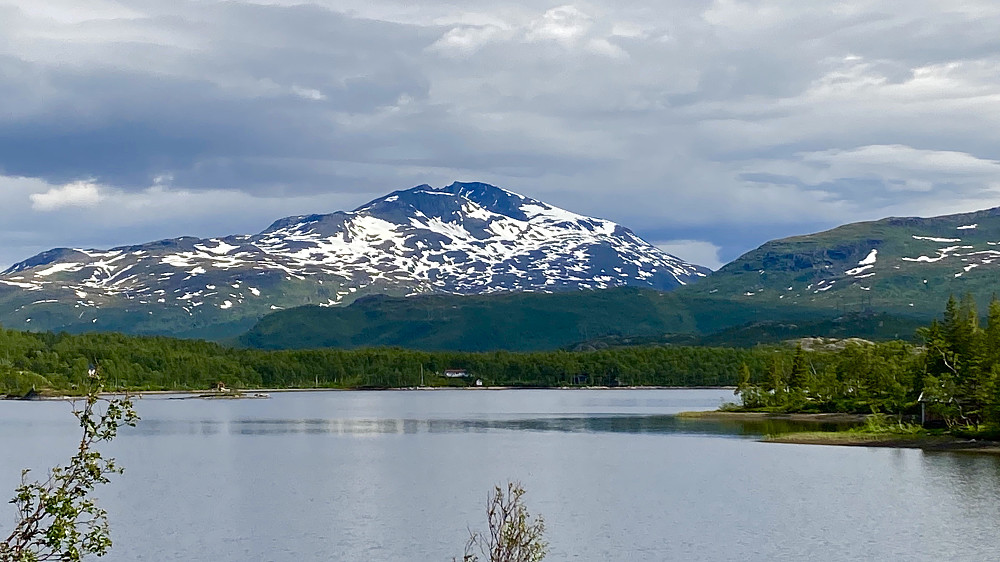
[447, 181, 536, 220]
[0, 181, 709, 338]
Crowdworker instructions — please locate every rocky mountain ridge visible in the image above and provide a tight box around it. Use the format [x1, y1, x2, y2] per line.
[0, 181, 709, 338]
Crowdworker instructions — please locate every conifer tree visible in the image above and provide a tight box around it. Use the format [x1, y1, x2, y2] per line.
[788, 345, 810, 391]
[985, 295, 1000, 367]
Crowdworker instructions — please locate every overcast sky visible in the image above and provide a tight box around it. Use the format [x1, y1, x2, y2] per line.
[2, 0, 1000, 271]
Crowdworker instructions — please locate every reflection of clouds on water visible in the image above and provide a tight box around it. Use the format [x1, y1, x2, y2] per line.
[15, 389, 1000, 561]
[124, 415, 851, 438]
[583, 397, 734, 409]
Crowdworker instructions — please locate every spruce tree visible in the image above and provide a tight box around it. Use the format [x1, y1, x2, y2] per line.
[788, 345, 810, 391]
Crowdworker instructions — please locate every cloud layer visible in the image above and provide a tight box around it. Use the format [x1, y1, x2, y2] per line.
[2, 0, 1000, 268]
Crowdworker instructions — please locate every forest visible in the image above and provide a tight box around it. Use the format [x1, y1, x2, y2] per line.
[0, 326, 796, 394]
[734, 294, 1000, 429]
[2, 295, 999, 432]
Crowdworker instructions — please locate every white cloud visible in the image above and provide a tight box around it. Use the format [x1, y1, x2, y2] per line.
[13, 0, 140, 25]
[654, 240, 724, 270]
[610, 22, 648, 39]
[30, 181, 103, 211]
[430, 5, 626, 58]
[428, 24, 510, 56]
[742, 144, 1000, 198]
[291, 85, 327, 101]
[804, 145, 1000, 178]
[0, 173, 383, 268]
[527, 5, 592, 43]
[586, 38, 627, 59]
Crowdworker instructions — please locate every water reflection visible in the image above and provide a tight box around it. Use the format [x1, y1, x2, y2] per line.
[10, 389, 1000, 561]
[127, 414, 858, 438]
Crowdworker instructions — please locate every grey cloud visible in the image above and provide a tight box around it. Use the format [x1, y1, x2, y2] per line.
[2, 0, 1000, 269]
[0, 2, 437, 190]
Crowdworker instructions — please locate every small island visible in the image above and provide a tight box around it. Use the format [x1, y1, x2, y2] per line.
[172, 382, 271, 400]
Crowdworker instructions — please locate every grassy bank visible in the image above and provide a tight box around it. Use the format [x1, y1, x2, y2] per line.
[682, 410, 1000, 454]
[676, 410, 867, 424]
[764, 432, 1000, 453]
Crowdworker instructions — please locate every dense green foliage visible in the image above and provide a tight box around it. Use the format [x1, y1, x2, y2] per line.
[0, 325, 813, 394]
[4, 294, 999, 434]
[571, 312, 924, 350]
[239, 287, 925, 352]
[735, 340, 921, 415]
[735, 295, 1000, 429]
[239, 288, 700, 351]
[917, 294, 1000, 427]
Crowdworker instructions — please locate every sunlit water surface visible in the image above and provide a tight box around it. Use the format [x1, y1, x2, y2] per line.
[2, 389, 1000, 561]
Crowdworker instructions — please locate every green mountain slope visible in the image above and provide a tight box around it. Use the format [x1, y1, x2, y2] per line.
[237, 286, 926, 352]
[239, 206, 1000, 352]
[569, 312, 926, 350]
[238, 287, 700, 351]
[678, 206, 1000, 320]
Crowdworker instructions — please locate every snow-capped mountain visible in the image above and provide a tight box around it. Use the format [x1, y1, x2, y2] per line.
[0, 182, 709, 337]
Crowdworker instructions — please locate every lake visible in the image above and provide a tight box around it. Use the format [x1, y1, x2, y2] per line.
[2, 388, 1000, 561]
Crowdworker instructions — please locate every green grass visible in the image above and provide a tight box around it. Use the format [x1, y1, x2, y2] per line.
[851, 413, 926, 435]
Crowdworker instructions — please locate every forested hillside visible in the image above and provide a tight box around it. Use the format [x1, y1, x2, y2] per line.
[238, 288, 699, 351]
[5, 293, 997, 432]
[1, 325, 798, 395]
[238, 287, 926, 352]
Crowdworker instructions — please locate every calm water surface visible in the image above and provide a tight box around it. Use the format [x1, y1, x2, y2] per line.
[2, 388, 1000, 561]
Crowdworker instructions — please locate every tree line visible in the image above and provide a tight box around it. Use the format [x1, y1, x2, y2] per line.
[5, 294, 998, 431]
[735, 295, 1000, 428]
[1, 327, 801, 395]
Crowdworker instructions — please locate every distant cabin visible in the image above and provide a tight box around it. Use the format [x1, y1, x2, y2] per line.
[917, 391, 962, 427]
[444, 369, 468, 378]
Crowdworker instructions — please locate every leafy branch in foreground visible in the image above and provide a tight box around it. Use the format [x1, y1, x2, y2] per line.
[1, 371, 138, 562]
[459, 481, 547, 562]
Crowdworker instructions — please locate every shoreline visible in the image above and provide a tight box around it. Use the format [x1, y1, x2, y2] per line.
[3, 385, 737, 401]
[765, 432, 1000, 454]
[680, 410, 1000, 455]
[675, 410, 868, 423]
[109, 385, 735, 397]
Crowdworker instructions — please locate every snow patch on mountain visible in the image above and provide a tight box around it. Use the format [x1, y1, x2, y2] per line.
[0, 182, 709, 321]
[0, 279, 42, 290]
[36, 263, 83, 277]
[902, 245, 974, 263]
[845, 249, 878, 276]
[913, 235, 961, 243]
